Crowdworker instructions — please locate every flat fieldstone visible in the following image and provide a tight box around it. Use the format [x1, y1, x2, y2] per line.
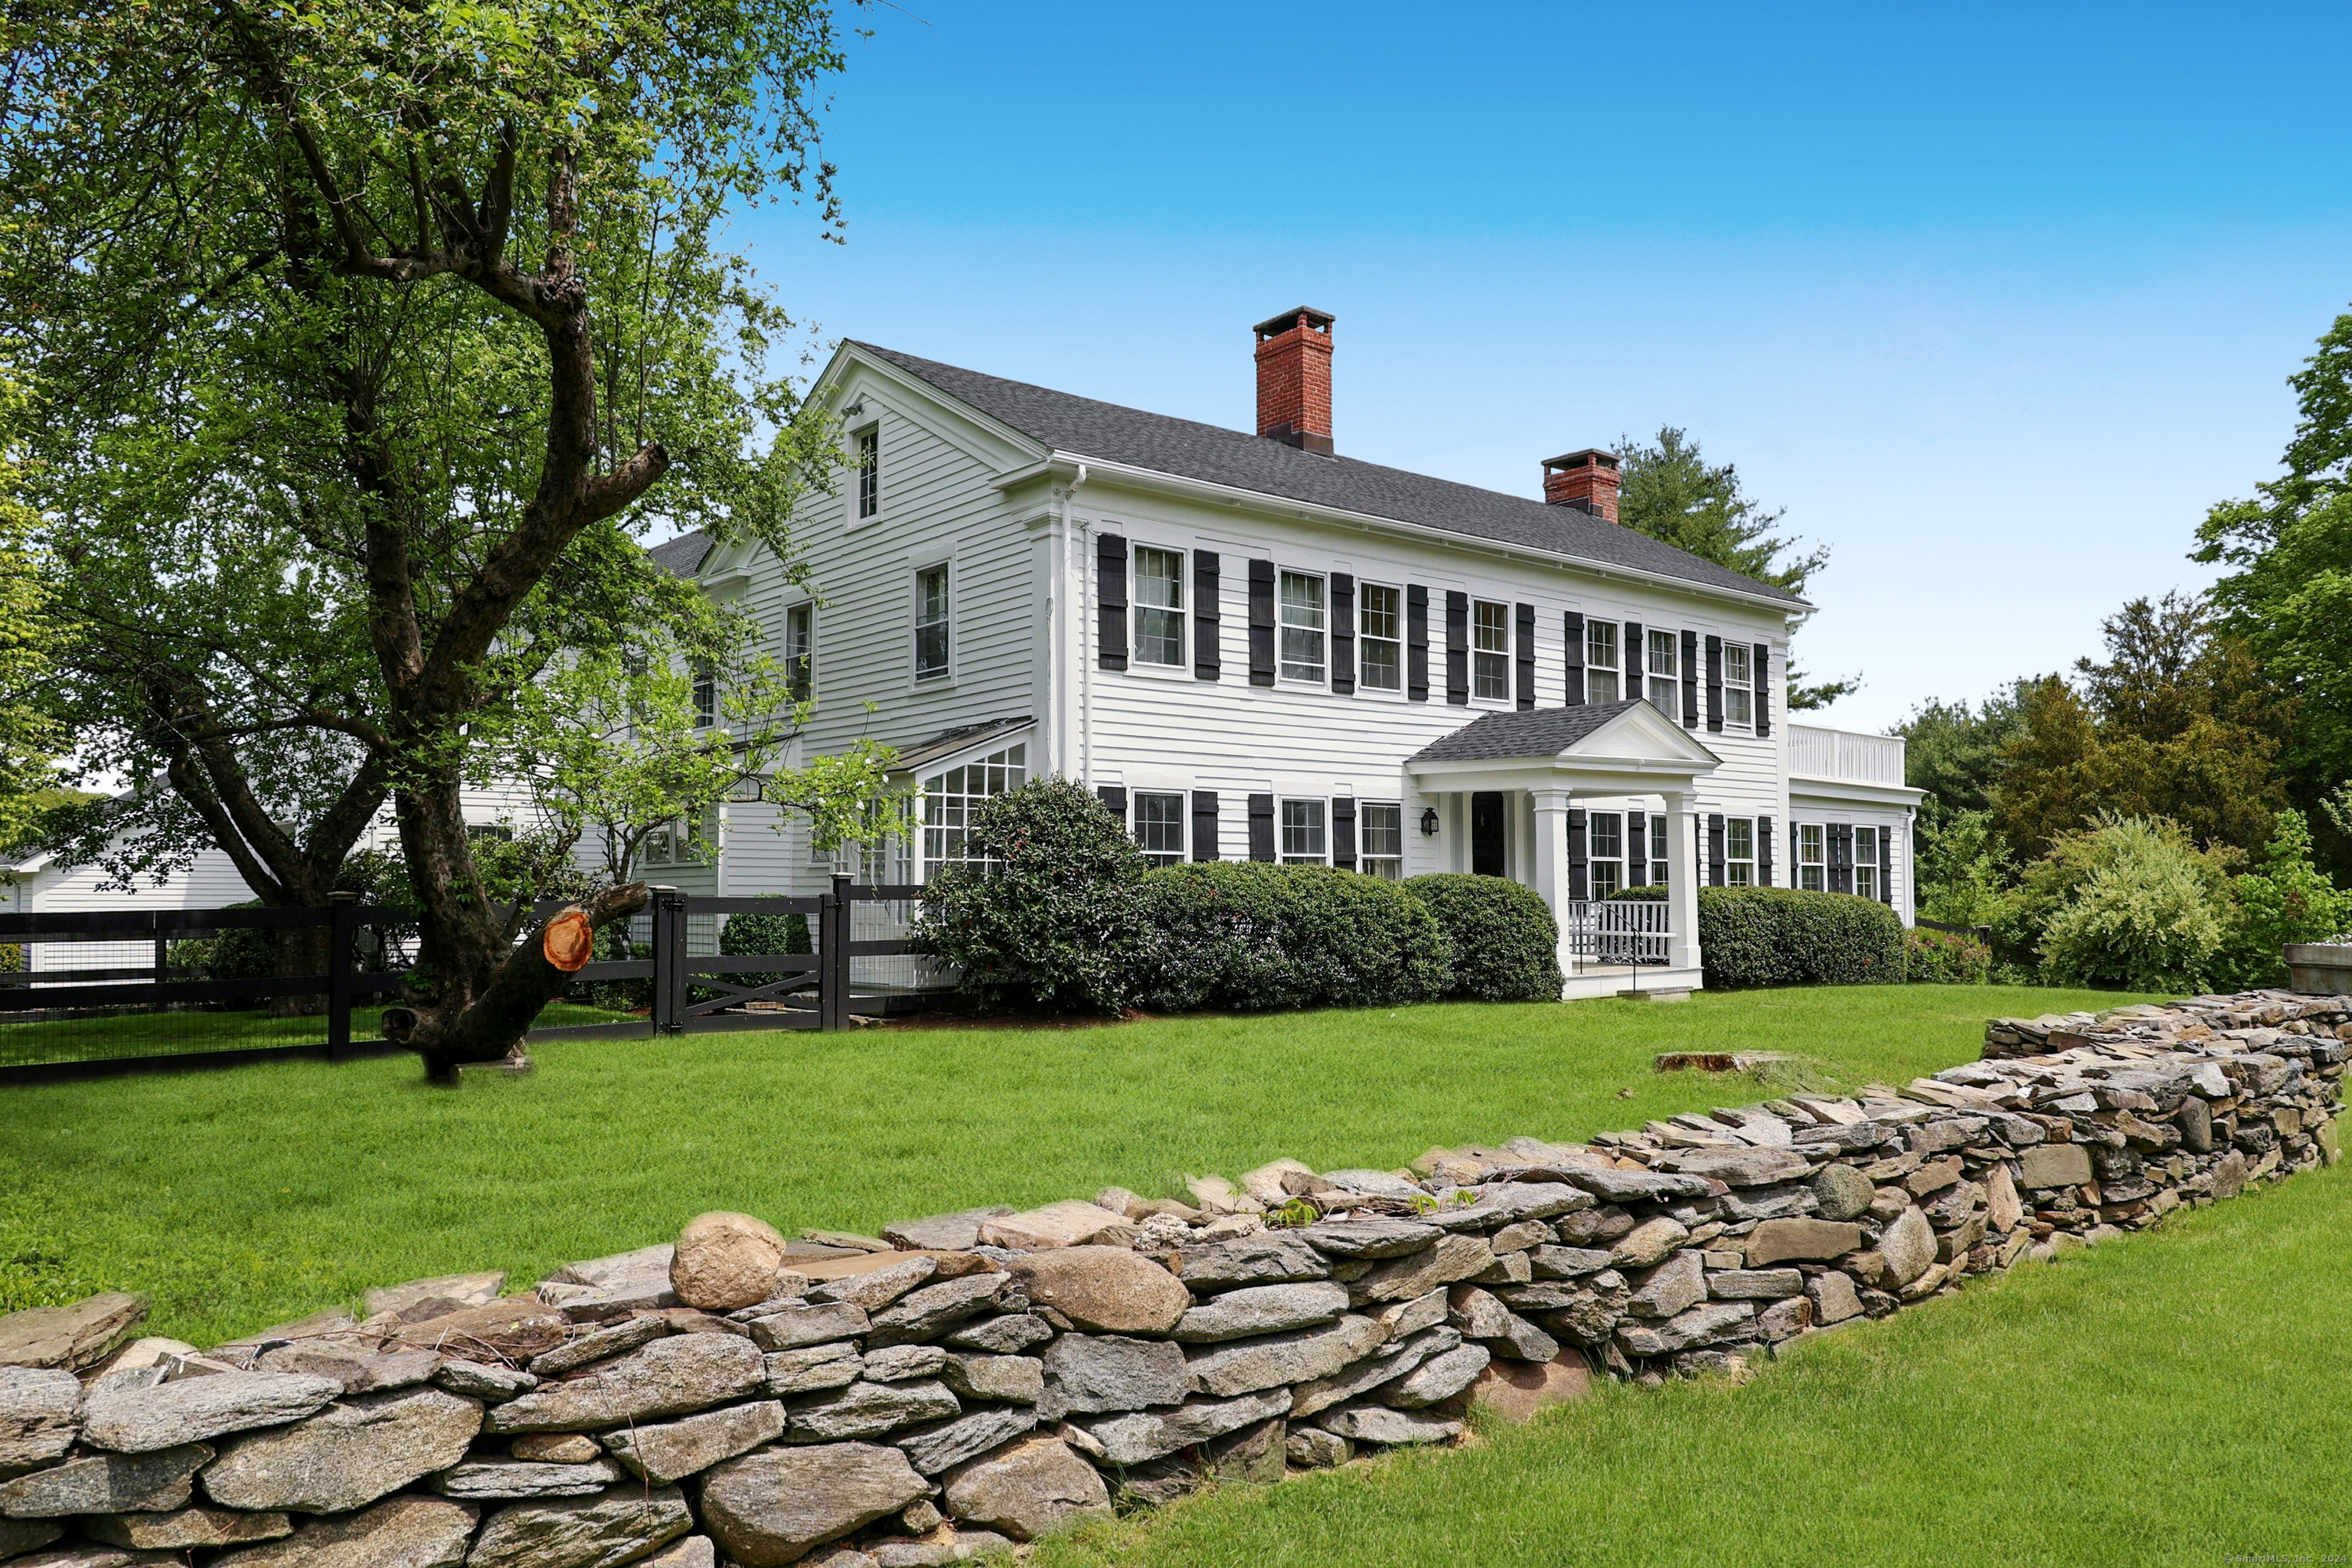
[1743, 1219, 1864, 1268]
[641, 1539, 718, 1568]
[0, 1367, 80, 1475]
[2017, 1143, 2094, 1190]
[430, 1457, 625, 1498]
[527, 1315, 671, 1378]
[1653, 1147, 1815, 1187]
[468, 1485, 693, 1568]
[1424, 1183, 1590, 1231]
[881, 1208, 1015, 1253]
[980, 1202, 1137, 1251]
[942, 1437, 1112, 1542]
[1040, 1334, 1187, 1417]
[1173, 1234, 1331, 1292]
[788, 1379, 962, 1442]
[0, 1294, 148, 1372]
[809, 1257, 938, 1314]
[1290, 1328, 1462, 1419]
[83, 1504, 291, 1550]
[79, 1372, 339, 1454]
[433, 1361, 536, 1400]
[1624, 1252, 1706, 1319]
[1298, 1220, 1442, 1259]
[0, 1521, 61, 1558]
[1173, 1282, 1349, 1343]
[1349, 1234, 1495, 1303]
[1614, 1302, 1754, 1357]
[1008, 1249, 1187, 1336]
[362, 1272, 506, 1321]
[1073, 1388, 1294, 1467]
[389, 1298, 570, 1363]
[701, 1442, 929, 1567]
[253, 1343, 442, 1396]
[1379, 1342, 1489, 1408]
[673, 1213, 792, 1313]
[893, 1404, 1041, 1475]
[750, 1303, 872, 1351]
[765, 1344, 864, 1396]
[0, 1443, 211, 1517]
[483, 1333, 765, 1433]
[1707, 1268, 1805, 1301]
[1561, 1168, 1712, 1204]
[511, 1434, 603, 1463]
[941, 1315, 1053, 1355]
[604, 1400, 785, 1482]
[1185, 1315, 1387, 1398]
[942, 1354, 1042, 1405]
[1807, 1270, 1865, 1326]
[208, 1495, 479, 1568]
[1315, 1404, 1460, 1446]
[1609, 1217, 1691, 1270]
[862, 1345, 947, 1383]
[1467, 1349, 1591, 1421]
[866, 1275, 1011, 1348]
[201, 1386, 482, 1514]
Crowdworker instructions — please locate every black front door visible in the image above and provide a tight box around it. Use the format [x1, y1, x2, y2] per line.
[1471, 791, 1506, 877]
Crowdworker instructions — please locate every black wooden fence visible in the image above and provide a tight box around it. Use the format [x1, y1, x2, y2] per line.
[0, 875, 930, 1085]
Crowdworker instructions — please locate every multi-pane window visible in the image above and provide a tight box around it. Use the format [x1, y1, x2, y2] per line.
[1134, 792, 1186, 867]
[1134, 547, 1185, 666]
[1279, 571, 1325, 683]
[914, 564, 950, 680]
[1855, 825, 1881, 900]
[1726, 817, 1756, 886]
[644, 808, 715, 867]
[1280, 799, 1327, 864]
[1798, 823, 1826, 891]
[1589, 811, 1623, 898]
[691, 665, 716, 729]
[784, 603, 813, 703]
[1647, 629, 1679, 718]
[857, 428, 880, 519]
[1472, 600, 1510, 700]
[1650, 813, 1671, 887]
[1361, 802, 1404, 880]
[1359, 584, 1403, 691]
[1586, 619, 1620, 704]
[921, 744, 1026, 873]
[1725, 642, 1753, 727]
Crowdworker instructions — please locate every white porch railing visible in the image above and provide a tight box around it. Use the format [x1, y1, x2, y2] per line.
[1560, 899, 1673, 966]
[1788, 724, 1906, 786]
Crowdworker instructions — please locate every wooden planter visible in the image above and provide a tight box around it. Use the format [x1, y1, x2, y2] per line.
[2285, 943, 2352, 997]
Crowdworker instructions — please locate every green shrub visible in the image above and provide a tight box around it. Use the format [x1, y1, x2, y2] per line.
[1904, 926, 1992, 984]
[0, 942, 18, 972]
[719, 908, 813, 998]
[1137, 863, 1455, 1012]
[1698, 886, 1903, 988]
[912, 779, 1149, 1014]
[1402, 874, 1563, 1001]
[2037, 816, 2229, 991]
[2214, 810, 2348, 989]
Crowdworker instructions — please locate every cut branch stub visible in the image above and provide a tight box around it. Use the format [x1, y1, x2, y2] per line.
[543, 908, 594, 972]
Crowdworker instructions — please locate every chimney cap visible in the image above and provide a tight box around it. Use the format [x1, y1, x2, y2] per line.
[1541, 448, 1620, 473]
[1253, 306, 1335, 340]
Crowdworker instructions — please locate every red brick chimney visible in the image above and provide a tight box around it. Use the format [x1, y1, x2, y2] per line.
[1543, 449, 1621, 522]
[1253, 307, 1335, 454]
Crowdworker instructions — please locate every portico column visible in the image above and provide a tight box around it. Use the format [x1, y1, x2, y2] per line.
[1530, 789, 1573, 991]
[1662, 789, 1702, 973]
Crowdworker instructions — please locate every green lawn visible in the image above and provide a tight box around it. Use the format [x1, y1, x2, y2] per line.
[0, 1000, 631, 1070]
[1, 985, 2133, 1346]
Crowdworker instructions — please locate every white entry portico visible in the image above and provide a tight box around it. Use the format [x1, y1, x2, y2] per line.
[1406, 700, 1723, 999]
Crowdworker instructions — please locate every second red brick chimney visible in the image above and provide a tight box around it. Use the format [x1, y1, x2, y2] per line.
[1253, 307, 1335, 454]
[1543, 449, 1621, 522]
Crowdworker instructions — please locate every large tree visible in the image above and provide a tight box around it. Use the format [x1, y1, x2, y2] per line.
[4, 0, 858, 1076]
[0, 385, 60, 854]
[1613, 426, 1856, 708]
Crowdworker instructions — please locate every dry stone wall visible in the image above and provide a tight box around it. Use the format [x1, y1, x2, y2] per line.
[0, 988, 2343, 1567]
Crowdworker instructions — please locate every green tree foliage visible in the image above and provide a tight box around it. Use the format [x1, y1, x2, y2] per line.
[0, 395, 59, 853]
[1613, 426, 1853, 707]
[2034, 816, 2233, 992]
[2216, 811, 2350, 989]
[1911, 808, 2019, 932]
[1988, 675, 2109, 863]
[1897, 685, 2027, 819]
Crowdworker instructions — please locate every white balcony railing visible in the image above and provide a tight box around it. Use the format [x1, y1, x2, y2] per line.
[1560, 899, 1672, 967]
[1788, 724, 1906, 786]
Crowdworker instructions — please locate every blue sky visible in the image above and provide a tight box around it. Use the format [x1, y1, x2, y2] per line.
[736, 1, 2352, 731]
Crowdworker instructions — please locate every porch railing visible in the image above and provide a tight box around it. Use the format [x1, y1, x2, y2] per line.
[1559, 898, 1673, 966]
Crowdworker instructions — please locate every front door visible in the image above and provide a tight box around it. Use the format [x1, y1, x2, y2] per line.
[1471, 791, 1507, 877]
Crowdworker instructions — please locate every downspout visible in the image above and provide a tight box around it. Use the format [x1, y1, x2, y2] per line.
[1066, 463, 1091, 787]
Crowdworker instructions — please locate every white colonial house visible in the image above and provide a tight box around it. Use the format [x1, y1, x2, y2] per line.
[644, 307, 1924, 997]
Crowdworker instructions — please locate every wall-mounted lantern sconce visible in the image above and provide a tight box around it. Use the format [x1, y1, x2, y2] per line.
[1419, 807, 1441, 836]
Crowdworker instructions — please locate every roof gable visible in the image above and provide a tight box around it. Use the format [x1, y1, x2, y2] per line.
[1410, 700, 1722, 766]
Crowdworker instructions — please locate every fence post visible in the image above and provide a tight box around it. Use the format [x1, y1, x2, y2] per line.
[822, 874, 851, 1032]
[327, 893, 357, 1062]
[649, 886, 682, 1035]
[150, 913, 168, 1014]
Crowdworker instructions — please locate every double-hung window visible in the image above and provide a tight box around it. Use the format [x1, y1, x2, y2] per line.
[784, 603, 813, 702]
[1647, 629, 1679, 718]
[1798, 823, 1826, 890]
[691, 664, 716, 729]
[1134, 791, 1186, 867]
[1134, 547, 1185, 667]
[1650, 814, 1671, 887]
[1589, 811, 1623, 898]
[856, 428, 880, 519]
[1725, 642, 1753, 727]
[1279, 571, 1325, 683]
[921, 744, 1027, 874]
[1360, 802, 1404, 880]
[914, 564, 950, 681]
[1586, 619, 1620, 704]
[1855, 825, 1881, 900]
[1359, 584, 1403, 691]
[1279, 799, 1327, 864]
[1472, 600, 1510, 700]
[1726, 817, 1756, 886]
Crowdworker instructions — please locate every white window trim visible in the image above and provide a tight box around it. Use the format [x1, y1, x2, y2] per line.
[848, 423, 882, 529]
[1278, 795, 1329, 865]
[782, 600, 815, 704]
[1276, 569, 1328, 688]
[1359, 799, 1406, 880]
[1585, 619, 1623, 707]
[1132, 789, 1188, 867]
[1798, 822, 1827, 892]
[1724, 815, 1757, 887]
[1645, 629, 1681, 721]
[1587, 808, 1625, 898]
[1855, 825, 1882, 900]
[910, 557, 955, 688]
[1470, 598, 1512, 707]
[1356, 580, 1407, 699]
[1129, 543, 1188, 671]
[1723, 643, 1754, 730]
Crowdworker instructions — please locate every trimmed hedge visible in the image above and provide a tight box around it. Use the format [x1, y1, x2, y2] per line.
[1698, 886, 1903, 988]
[1903, 926, 1991, 984]
[1403, 874, 1565, 1001]
[720, 909, 813, 995]
[1136, 863, 1455, 1012]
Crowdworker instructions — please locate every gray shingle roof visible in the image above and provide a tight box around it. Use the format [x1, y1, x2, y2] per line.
[648, 531, 712, 578]
[854, 344, 1805, 608]
[1410, 701, 1651, 763]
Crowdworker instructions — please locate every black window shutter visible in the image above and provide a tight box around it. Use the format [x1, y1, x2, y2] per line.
[1758, 813, 1774, 887]
[1333, 796, 1357, 869]
[1624, 620, 1644, 704]
[1704, 635, 1724, 732]
[1880, 824, 1896, 906]
[1753, 642, 1772, 737]
[1406, 586, 1430, 702]
[1625, 810, 1648, 887]
[1191, 789, 1220, 861]
[1096, 785, 1127, 820]
[1513, 603, 1536, 710]
[1194, 552, 1221, 681]
[1096, 533, 1129, 671]
[1707, 813, 1726, 886]
[1247, 560, 1276, 687]
[1829, 822, 1852, 893]
[1567, 808, 1589, 900]
[1331, 574, 1357, 696]
[1680, 630, 1699, 728]
[1444, 591, 1469, 705]
[1563, 612, 1586, 705]
[1247, 792, 1276, 862]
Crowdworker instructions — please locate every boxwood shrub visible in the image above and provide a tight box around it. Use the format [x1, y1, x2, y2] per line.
[1402, 874, 1563, 1001]
[1135, 862, 1454, 1012]
[720, 908, 813, 997]
[1903, 925, 1991, 984]
[1698, 886, 1903, 988]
